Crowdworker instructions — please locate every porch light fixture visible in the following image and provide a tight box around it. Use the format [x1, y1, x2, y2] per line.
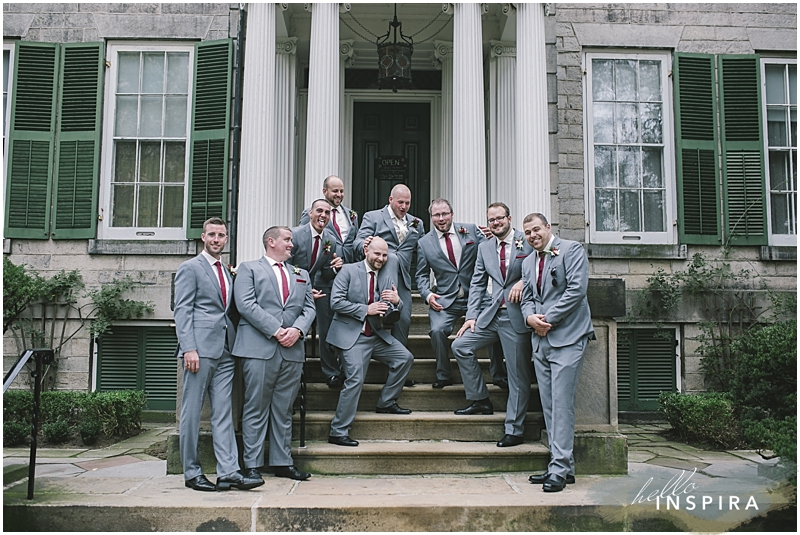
[377, 4, 413, 92]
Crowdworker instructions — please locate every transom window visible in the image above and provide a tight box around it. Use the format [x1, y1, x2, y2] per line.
[762, 59, 797, 246]
[585, 52, 676, 244]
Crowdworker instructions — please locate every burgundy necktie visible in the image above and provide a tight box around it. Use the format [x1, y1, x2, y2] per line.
[536, 252, 546, 295]
[276, 262, 289, 304]
[444, 232, 457, 267]
[311, 235, 320, 265]
[331, 208, 343, 240]
[214, 261, 227, 309]
[365, 271, 375, 337]
[499, 241, 507, 280]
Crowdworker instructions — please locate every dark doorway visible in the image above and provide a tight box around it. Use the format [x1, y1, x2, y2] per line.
[351, 101, 430, 219]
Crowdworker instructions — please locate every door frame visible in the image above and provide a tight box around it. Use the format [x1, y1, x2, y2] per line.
[342, 90, 441, 209]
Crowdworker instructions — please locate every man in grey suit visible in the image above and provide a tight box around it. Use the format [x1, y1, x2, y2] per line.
[174, 217, 262, 492]
[416, 198, 507, 388]
[233, 226, 316, 482]
[451, 203, 534, 448]
[327, 237, 414, 447]
[355, 184, 423, 351]
[521, 213, 593, 493]
[292, 199, 345, 388]
[299, 175, 360, 263]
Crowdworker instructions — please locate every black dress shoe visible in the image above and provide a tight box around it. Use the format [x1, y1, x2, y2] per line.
[328, 435, 359, 447]
[454, 398, 494, 415]
[529, 472, 575, 485]
[542, 474, 567, 492]
[382, 304, 401, 325]
[376, 402, 412, 414]
[274, 465, 311, 481]
[497, 434, 524, 447]
[326, 375, 344, 389]
[404, 379, 417, 387]
[432, 379, 454, 389]
[494, 378, 509, 391]
[216, 470, 265, 491]
[185, 474, 216, 492]
[244, 467, 263, 480]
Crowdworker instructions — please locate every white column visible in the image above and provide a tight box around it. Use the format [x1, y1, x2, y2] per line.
[516, 3, 550, 220]
[489, 41, 518, 218]
[452, 3, 487, 224]
[339, 39, 355, 183]
[434, 41, 453, 204]
[303, 3, 341, 210]
[238, 3, 276, 263]
[275, 37, 298, 224]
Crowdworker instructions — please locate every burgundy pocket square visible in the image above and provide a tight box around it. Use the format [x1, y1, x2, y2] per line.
[516, 255, 527, 259]
[296, 279, 307, 283]
[465, 241, 475, 245]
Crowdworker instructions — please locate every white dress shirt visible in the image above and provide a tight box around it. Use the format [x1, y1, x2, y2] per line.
[331, 206, 350, 237]
[390, 209, 408, 243]
[436, 227, 463, 269]
[201, 249, 229, 310]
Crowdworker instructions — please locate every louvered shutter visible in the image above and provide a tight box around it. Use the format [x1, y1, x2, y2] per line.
[4, 42, 58, 239]
[617, 331, 632, 410]
[52, 43, 104, 239]
[187, 39, 232, 239]
[673, 53, 721, 244]
[98, 326, 141, 392]
[617, 329, 675, 411]
[143, 327, 178, 410]
[718, 55, 767, 246]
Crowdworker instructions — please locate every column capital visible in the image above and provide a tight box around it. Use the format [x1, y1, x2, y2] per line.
[481, 3, 491, 15]
[278, 3, 289, 11]
[340, 39, 356, 66]
[501, 3, 517, 16]
[490, 40, 516, 59]
[305, 3, 351, 13]
[433, 40, 453, 61]
[544, 3, 555, 16]
[441, 3, 454, 15]
[277, 36, 298, 55]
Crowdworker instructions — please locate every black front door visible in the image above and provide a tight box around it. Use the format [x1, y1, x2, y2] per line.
[351, 101, 430, 218]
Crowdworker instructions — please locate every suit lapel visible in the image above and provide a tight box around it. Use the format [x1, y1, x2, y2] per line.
[259, 256, 282, 302]
[484, 239, 503, 284]
[382, 206, 399, 244]
[427, 231, 451, 267]
[199, 256, 225, 306]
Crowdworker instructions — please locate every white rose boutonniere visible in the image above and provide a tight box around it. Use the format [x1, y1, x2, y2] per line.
[514, 238, 524, 250]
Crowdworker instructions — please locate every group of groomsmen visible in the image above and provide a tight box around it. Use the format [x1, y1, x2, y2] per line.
[174, 175, 593, 494]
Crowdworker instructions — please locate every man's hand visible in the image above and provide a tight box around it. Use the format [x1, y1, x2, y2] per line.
[428, 293, 443, 312]
[367, 301, 389, 316]
[183, 350, 200, 373]
[276, 327, 301, 347]
[456, 319, 476, 338]
[477, 225, 492, 239]
[381, 284, 400, 305]
[527, 314, 552, 337]
[312, 289, 327, 300]
[362, 236, 374, 255]
[508, 280, 524, 303]
[329, 252, 343, 271]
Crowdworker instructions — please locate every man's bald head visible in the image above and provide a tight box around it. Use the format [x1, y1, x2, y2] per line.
[365, 236, 389, 271]
[388, 184, 411, 219]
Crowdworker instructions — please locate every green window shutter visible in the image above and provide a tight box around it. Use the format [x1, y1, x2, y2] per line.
[51, 43, 104, 239]
[4, 42, 59, 239]
[143, 327, 178, 410]
[718, 55, 767, 246]
[187, 39, 232, 239]
[617, 329, 675, 411]
[98, 326, 141, 392]
[673, 53, 721, 245]
[617, 332, 632, 410]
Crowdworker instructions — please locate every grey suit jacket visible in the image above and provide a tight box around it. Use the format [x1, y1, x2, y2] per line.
[300, 204, 359, 263]
[354, 205, 424, 290]
[290, 224, 343, 290]
[521, 237, 594, 348]
[327, 256, 402, 350]
[466, 229, 534, 334]
[415, 223, 484, 310]
[231, 257, 316, 363]
[174, 253, 235, 359]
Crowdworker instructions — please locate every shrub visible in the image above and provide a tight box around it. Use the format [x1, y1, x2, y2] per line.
[3, 389, 33, 424]
[741, 416, 797, 465]
[659, 391, 742, 449]
[4, 421, 30, 446]
[42, 418, 72, 444]
[41, 391, 83, 426]
[78, 419, 102, 445]
[82, 390, 146, 437]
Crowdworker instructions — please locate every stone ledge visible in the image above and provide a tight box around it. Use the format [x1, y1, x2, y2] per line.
[88, 239, 195, 256]
[759, 245, 797, 262]
[544, 430, 628, 475]
[3, 239, 10, 254]
[587, 243, 687, 259]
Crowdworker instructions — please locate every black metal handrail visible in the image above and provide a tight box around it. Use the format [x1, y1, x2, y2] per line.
[299, 319, 317, 447]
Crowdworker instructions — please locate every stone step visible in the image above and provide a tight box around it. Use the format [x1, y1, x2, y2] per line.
[292, 411, 544, 442]
[306, 334, 496, 360]
[293, 440, 551, 475]
[302, 383, 543, 412]
[303, 356, 502, 384]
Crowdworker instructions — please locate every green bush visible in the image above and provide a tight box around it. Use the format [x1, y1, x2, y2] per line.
[41, 390, 83, 426]
[41, 418, 72, 444]
[3, 421, 30, 446]
[741, 415, 797, 465]
[3, 389, 33, 424]
[78, 419, 102, 445]
[80, 390, 146, 438]
[659, 391, 743, 449]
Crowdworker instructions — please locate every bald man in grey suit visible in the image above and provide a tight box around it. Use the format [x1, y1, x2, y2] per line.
[174, 217, 262, 492]
[233, 226, 316, 482]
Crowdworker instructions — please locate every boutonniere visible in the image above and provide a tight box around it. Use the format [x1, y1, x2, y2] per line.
[292, 266, 301, 275]
[409, 218, 421, 229]
[227, 264, 237, 277]
[349, 209, 358, 222]
[547, 247, 559, 258]
[458, 226, 468, 235]
[323, 241, 332, 254]
[514, 238, 524, 250]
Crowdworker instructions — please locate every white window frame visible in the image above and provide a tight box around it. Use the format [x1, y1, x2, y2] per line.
[761, 57, 797, 247]
[3, 41, 15, 228]
[584, 51, 677, 245]
[98, 41, 194, 240]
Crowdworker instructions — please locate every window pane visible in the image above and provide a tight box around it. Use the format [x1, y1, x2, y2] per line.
[595, 189, 618, 231]
[593, 102, 614, 143]
[141, 52, 164, 94]
[616, 103, 639, 144]
[619, 190, 641, 231]
[166, 52, 189, 94]
[643, 191, 665, 232]
[137, 185, 160, 227]
[642, 147, 663, 188]
[594, 146, 616, 188]
[111, 184, 134, 227]
[139, 141, 161, 183]
[115, 95, 138, 137]
[162, 186, 184, 227]
[140, 95, 163, 137]
[164, 142, 185, 183]
[639, 60, 661, 102]
[791, 108, 797, 148]
[765, 64, 787, 104]
[592, 59, 615, 101]
[771, 193, 790, 234]
[618, 146, 641, 188]
[113, 141, 136, 183]
[3, 49, 9, 91]
[769, 151, 789, 191]
[614, 59, 637, 102]
[640, 103, 662, 144]
[117, 52, 140, 93]
[164, 96, 187, 137]
[767, 107, 788, 146]
[789, 64, 797, 105]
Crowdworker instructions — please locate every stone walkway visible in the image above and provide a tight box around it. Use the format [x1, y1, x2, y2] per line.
[4, 422, 796, 532]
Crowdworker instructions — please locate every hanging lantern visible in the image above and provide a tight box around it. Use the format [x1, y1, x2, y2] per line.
[377, 4, 413, 92]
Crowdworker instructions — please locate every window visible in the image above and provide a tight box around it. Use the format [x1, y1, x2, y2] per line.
[617, 328, 677, 411]
[585, 52, 676, 244]
[762, 59, 797, 246]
